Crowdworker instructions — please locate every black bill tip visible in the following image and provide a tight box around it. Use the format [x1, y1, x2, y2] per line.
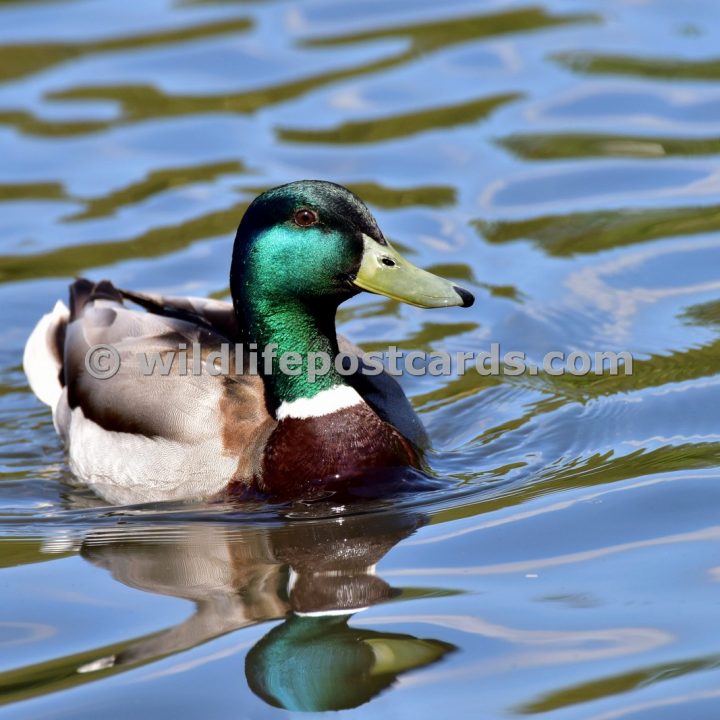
[453, 285, 475, 308]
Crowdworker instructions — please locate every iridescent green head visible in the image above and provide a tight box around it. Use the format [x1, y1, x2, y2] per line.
[230, 180, 473, 407]
[230, 180, 474, 315]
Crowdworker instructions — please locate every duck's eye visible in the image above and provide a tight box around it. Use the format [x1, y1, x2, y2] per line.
[294, 208, 318, 227]
[381, 257, 396, 267]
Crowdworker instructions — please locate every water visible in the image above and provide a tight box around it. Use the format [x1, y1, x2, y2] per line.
[1, 0, 719, 716]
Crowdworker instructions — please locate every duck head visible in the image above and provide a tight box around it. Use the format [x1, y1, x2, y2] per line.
[230, 180, 474, 313]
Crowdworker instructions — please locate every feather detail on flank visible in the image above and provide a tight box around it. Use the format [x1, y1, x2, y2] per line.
[276, 385, 364, 420]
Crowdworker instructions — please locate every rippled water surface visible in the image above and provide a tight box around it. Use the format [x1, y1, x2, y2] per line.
[1, 0, 720, 717]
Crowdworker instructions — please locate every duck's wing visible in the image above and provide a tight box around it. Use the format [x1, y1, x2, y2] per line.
[116, 285, 240, 340]
[27, 279, 273, 504]
[62, 279, 270, 441]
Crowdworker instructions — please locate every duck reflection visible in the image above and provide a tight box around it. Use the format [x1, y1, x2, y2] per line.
[77, 512, 454, 711]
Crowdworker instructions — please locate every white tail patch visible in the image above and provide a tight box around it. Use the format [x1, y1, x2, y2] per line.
[276, 384, 363, 420]
[23, 301, 68, 410]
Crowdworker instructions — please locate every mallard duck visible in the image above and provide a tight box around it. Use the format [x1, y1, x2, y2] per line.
[23, 181, 473, 505]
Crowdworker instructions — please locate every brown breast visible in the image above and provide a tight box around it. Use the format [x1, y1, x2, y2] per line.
[257, 402, 420, 498]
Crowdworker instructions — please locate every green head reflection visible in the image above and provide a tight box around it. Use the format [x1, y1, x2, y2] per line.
[246, 613, 454, 712]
